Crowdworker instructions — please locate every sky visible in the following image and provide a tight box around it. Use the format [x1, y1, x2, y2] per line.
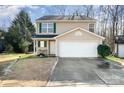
[0, 5, 51, 28]
[0, 5, 84, 28]
[0, 5, 93, 29]
[0, 5, 105, 31]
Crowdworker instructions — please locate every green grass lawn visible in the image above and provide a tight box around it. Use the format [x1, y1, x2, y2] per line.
[0, 53, 34, 63]
[106, 55, 124, 66]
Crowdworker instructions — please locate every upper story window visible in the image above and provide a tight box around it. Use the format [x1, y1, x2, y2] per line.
[89, 24, 95, 32]
[39, 23, 56, 33]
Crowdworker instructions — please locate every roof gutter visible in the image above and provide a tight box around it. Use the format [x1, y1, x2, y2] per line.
[36, 20, 96, 23]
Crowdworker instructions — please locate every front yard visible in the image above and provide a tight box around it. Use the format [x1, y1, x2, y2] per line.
[0, 53, 124, 87]
[0, 53, 56, 87]
[0, 53, 33, 63]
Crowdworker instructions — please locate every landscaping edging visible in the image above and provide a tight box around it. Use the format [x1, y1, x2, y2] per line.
[104, 59, 124, 69]
[47, 57, 58, 86]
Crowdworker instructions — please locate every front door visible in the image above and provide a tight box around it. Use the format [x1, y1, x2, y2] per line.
[50, 41, 55, 54]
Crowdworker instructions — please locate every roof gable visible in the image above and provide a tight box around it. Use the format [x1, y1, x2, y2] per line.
[54, 27, 105, 40]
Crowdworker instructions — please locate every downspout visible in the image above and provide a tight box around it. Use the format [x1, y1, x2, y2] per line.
[48, 40, 50, 56]
[117, 41, 119, 57]
[116, 36, 119, 57]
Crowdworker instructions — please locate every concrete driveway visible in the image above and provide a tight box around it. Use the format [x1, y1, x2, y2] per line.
[47, 58, 124, 87]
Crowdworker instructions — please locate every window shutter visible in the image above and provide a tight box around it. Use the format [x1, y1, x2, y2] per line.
[44, 41, 47, 47]
[54, 23, 56, 33]
[38, 41, 40, 47]
[39, 23, 42, 33]
[39, 23, 40, 33]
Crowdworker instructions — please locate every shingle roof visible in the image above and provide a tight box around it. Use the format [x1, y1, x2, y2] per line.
[115, 35, 124, 44]
[32, 34, 58, 38]
[36, 15, 95, 21]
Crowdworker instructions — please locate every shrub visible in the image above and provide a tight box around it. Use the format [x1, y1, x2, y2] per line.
[0, 44, 3, 53]
[5, 43, 13, 53]
[97, 44, 111, 58]
[19, 39, 31, 53]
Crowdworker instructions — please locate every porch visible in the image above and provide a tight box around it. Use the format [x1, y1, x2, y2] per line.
[33, 40, 56, 56]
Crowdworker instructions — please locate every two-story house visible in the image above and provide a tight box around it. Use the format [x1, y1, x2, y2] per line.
[32, 15, 105, 57]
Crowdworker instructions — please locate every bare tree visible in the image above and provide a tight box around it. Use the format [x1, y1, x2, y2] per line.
[84, 5, 94, 18]
[108, 5, 123, 53]
[52, 5, 67, 15]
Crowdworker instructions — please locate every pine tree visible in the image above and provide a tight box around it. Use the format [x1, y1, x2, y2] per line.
[5, 10, 35, 53]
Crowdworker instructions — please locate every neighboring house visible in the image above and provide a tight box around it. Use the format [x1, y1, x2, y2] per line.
[32, 15, 105, 57]
[115, 35, 124, 58]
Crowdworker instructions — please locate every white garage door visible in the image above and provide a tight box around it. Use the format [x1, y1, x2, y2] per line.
[59, 42, 98, 57]
[118, 44, 124, 58]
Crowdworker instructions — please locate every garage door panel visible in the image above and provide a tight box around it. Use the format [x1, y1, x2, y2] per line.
[59, 42, 98, 57]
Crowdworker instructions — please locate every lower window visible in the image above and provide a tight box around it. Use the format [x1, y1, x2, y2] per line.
[38, 41, 47, 47]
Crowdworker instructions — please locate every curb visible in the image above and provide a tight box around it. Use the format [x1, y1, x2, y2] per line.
[93, 70, 109, 87]
[47, 57, 59, 86]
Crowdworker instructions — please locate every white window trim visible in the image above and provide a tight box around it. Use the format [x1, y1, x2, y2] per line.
[40, 41, 44, 47]
[41, 23, 54, 34]
[38, 41, 47, 48]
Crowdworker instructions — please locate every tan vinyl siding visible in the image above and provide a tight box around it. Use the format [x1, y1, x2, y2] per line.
[36, 21, 96, 34]
[57, 29, 102, 43]
[56, 22, 90, 34]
